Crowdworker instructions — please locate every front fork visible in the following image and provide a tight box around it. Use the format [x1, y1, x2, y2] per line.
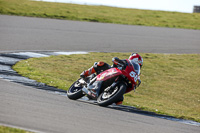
[82, 81, 102, 100]
[104, 81, 120, 92]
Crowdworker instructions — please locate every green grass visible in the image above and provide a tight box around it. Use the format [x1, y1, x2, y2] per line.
[0, 0, 200, 29]
[13, 53, 200, 122]
[0, 126, 32, 133]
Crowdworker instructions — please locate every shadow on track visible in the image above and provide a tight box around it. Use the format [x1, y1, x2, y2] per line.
[77, 99, 200, 126]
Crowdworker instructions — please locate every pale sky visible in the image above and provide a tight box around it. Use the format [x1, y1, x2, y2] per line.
[39, 0, 200, 13]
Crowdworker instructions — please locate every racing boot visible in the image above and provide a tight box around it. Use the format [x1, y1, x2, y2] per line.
[80, 61, 110, 78]
[115, 95, 124, 105]
[80, 66, 96, 78]
[115, 101, 123, 105]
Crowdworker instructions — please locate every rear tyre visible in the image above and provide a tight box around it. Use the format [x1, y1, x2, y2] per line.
[97, 83, 126, 107]
[67, 79, 85, 100]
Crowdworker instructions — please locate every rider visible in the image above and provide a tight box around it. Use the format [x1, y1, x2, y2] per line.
[80, 53, 143, 105]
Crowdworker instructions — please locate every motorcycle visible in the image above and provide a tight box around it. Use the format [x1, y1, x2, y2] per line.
[67, 59, 140, 107]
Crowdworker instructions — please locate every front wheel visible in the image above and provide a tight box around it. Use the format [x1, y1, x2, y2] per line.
[67, 79, 85, 100]
[97, 83, 126, 107]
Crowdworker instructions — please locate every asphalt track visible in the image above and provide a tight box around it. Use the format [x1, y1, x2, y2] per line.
[0, 15, 200, 133]
[0, 15, 200, 53]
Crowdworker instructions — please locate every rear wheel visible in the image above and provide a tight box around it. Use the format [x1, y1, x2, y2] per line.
[97, 83, 126, 107]
[67, 79, 85, 100]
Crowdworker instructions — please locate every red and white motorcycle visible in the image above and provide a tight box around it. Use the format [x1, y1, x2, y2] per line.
[67, 59, 140, 107]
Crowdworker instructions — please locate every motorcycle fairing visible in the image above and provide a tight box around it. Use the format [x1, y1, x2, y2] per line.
[83, 70, 121, 100]
[96, 68, 122, 81]
[85, 68, 124, 99]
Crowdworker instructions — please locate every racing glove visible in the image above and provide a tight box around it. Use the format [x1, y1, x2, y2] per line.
[80, 71, 86, 78]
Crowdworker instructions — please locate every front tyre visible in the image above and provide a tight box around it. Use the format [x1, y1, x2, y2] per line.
[67, 79, 85, 100]
[97, 83, 126, 107]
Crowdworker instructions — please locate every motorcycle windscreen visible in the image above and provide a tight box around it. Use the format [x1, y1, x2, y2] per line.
[96, 68, 122, 81]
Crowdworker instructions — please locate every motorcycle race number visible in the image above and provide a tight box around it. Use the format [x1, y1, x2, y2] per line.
[129, 71, 138, 82]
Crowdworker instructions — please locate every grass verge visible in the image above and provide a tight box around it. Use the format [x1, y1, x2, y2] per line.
[13, 52, 200, 122]
[0, 0, 200, 29]
[0, 125, 32, 133]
